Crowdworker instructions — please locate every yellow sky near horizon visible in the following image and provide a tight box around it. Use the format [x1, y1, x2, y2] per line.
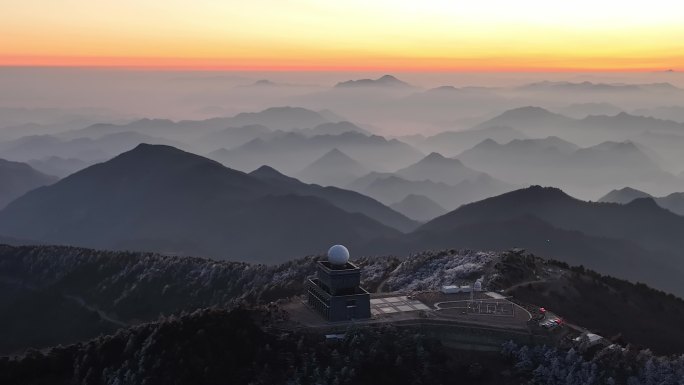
[2, 0, 684, 71]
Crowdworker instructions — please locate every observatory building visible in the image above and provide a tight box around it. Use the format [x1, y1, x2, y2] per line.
[306, 245, 371, 322]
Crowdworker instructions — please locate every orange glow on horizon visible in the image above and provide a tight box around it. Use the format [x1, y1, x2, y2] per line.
[1, 55, 681, 73]
[2, 1, 684, 72]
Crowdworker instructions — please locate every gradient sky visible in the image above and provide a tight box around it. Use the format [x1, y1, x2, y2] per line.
[2, 0, 684, 71]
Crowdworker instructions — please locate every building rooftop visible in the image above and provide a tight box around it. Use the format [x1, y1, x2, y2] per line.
[317, 260, 359, 271]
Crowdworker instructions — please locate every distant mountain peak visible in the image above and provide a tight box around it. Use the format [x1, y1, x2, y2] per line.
[295, 148, 370, 187]
[503, 185, 574, 203]
[473, 138, 500, 148]
[377, 74, 401, 82]
[305, 121, 370, 136]
[615, 187, 648, 194]
[250, 165, 288, 179]
[316, 148, 357, 163]
[423, 152, 448, 161]
[409, 152, 469, 169]
[498, 106, 560, 119]
[252, 79, 276, 86]
[598, 187, 652, 204]
[591, 140, 640, 152]
[128, 143, 182, 155]
[389, 194, 447, 222]
[335, 75, 413, 88]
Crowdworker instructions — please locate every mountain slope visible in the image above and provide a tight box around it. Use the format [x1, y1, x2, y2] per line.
[599, 188, 684, 216]
[0, 144, 400, 263]
[208, 131, 423, 174]
[365, 214, 684, 297]
[298, 121, 371, 137]
[397, 186, 684, 295]
[421, 186, 684, 252]
[296, 148, 370, 187]
[27, 156, 91, 178]
[356, 174, 515, 210]
[62, 107, 331, 141]
[0, 158, 57, 208]
[250, 165, 419, 232]
[389, 194, 447, 222]
[475, 107, 684, 146]
[655, 192, 684, 216]
[395, 152, 487, 185]
[197, 124, 271, 151]
[417, 126, 528, 157]
[456, 137, 674, 199]
[0, 131, 183, 162]
[475, 106, 573, 134]
[226, 106, 330, 129]
[556, 102, 623, 118]
[598, 187, 652, 204]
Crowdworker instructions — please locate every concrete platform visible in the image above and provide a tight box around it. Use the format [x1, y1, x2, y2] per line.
[281, 291, 531, 332]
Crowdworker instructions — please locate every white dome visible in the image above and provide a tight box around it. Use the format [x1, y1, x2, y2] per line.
[327, 244, 350, 265]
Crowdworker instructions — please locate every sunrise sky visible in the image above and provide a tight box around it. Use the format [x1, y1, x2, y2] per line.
[2, 0, 684, 71]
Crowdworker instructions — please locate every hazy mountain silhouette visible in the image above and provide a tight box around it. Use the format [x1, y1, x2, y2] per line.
[225, 106, 330, 129]
[519, 81, 680, 93]
[0, 158, 57, 208]
[237, 79, 318, 89]
[208, 131, 423, 175]
[571, 141, 662, 171]
[475, 106, 573, 134]
[354, 173, 516, 210]
[635, 131, 684, 173]
[196, 124, 271, 151]
[633, 106, 684, 123]
[392, 86, 511, 127]
[456, 137, 674, 198]
[389, 194, 447, 222]
[346, 152, 516, 210]
[556, 102, 623, 118]
[0, 107, 132, 141]
[459, 136, 578, 166]
[0, 131, 182, 162]
[335, 75, 413, 89]
[316, 109, 347, 123]
[62, 107, 332, 142]
[394, 152, 489, 185]
[475, 107, 684, 146]
[598, 187, 652, 204]
[655, 193, 684, 216]
[599, 187, 684, 216]
[250, 165, 418, 232]
[0, 144, 401, 263]
[27, 156, 91, 178]
[415, 126, 528, 156]
[296, 121, 370, 137]
[296, 148, 370, 187]
[577, 112, 684, 136]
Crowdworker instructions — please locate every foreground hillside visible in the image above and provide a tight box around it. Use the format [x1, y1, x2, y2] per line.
[4, 307, 684, 385]
[0, 244, 398, 355]
[0, 308, 516, 385]
[3, 245, 684, 356]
